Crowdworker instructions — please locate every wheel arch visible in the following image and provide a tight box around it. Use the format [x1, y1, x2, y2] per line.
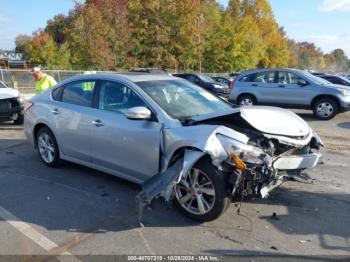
[237, 93, 258, 104]
[311, 94, 340, 109]
[33, 123, 54, 149]
[167, 146, 206, 169]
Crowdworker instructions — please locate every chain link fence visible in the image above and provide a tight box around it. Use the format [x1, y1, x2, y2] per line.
[0, 69, 88, 94]
[0, 68, 231, 95]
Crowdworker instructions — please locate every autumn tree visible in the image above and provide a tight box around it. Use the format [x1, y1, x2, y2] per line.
[21, 30, 70, 69]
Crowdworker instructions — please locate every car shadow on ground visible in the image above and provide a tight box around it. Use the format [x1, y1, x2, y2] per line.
[0, 139, 200, 236]
[295, 113, 319, 122]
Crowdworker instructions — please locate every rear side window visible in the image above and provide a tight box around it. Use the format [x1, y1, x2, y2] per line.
[255, 72, 276, 83]
[239, 73, 256, 82]
[240, 72, 276, 83]
[61, 81, 96, 107]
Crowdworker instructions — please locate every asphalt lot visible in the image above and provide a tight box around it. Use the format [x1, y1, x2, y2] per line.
[0, 109, 350, 259]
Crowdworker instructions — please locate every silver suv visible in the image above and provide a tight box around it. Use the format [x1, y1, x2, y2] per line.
[229, 68, 350, 120]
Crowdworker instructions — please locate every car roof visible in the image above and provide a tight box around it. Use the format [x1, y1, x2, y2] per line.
[60, 72, 176, 85]
[238, 68, 306, 77]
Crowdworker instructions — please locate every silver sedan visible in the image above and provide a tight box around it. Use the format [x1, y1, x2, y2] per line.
[24, 73, 323, 221]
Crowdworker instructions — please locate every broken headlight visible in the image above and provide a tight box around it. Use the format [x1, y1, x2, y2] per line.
[217, 134, 266, 165]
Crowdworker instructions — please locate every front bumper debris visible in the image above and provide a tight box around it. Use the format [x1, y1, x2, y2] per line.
[136, 150, 204, 224]
[273, 153, 322, 170]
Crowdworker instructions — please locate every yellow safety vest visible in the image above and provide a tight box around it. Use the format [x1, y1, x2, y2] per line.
[35, 74, 57, 95]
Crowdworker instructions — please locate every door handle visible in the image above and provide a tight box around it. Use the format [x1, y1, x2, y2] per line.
[92, 120, 104, 127]
[252, 83, 258, 87]
[278, 85, 286, 88]
[51, 108, 60, 115]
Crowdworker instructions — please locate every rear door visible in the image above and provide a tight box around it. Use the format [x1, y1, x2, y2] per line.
[90, 80, 162, 182]
[251, 71, 279, 104]
[50, 80, 97, 162]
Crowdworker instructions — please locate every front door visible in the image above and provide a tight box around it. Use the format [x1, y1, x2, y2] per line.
[275, 71, 313, 107]
[90, 80, 162, 182]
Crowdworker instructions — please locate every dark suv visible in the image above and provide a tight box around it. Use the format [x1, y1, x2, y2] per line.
[173, 73, 230, 98]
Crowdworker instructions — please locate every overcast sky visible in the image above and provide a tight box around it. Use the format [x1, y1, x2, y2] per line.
[1, 0, 350, 56]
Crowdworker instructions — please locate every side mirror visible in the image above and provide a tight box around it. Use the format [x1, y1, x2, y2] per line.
[125, 106, 151, 120]
[297, 79, 308, 86]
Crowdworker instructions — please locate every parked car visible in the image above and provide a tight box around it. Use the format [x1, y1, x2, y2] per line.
[129, 68, 171, 75]
[24, 73, 323, 221]
[230, 72, 240, 79]
[173, 73, 230, 98]
[317, 74, 350, 87]
[229, 68, 350, 120]
[0, 81, 24, 125]
[310, 72, 327, 77]
[211, 76, 235, 91]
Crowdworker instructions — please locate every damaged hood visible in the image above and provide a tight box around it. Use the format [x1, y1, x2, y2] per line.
[0, 88, 19, 100]
[241, 106, 310, 137]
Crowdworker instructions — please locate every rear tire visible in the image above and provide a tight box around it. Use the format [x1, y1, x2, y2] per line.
[313, 98, 338, 120]
[37, 127, 61, 168]
[238, 94, 256, 106]
[174, 156, 230, 221]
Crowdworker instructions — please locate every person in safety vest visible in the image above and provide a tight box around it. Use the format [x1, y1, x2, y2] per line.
[82, 71, 96, 91]
[32, 67, 57, 95]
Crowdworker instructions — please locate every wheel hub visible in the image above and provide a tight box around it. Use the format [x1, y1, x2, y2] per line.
[175, 168, 216, 215]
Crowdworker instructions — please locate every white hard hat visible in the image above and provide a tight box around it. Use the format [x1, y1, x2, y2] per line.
[32, 66, 42, 72]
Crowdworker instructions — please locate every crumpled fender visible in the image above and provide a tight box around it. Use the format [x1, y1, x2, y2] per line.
[160, 125, 249, 172]
[136, 150, 205, 224]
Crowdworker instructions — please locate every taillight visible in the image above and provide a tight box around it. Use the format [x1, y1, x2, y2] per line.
[23, 102, 34, 112]
[230, 79, 235, 91]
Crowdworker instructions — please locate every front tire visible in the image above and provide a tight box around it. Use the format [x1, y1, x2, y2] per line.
[174, 156, 230, 221]
[37, 127, 61, 167]
[313, 98, 338, 120]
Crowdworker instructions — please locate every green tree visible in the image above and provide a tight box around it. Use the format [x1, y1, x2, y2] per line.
[325, 49, 349, 72]
[15, 34, 33, 54]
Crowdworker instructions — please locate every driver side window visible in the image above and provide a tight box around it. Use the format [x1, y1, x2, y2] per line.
[98, 81, 146, 114]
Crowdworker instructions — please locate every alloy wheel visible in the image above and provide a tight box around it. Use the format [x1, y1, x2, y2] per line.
[175, 168, 216, 215]
[38, 132, 56, 163]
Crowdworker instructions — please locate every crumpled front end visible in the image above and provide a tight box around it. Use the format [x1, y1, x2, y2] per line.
[136, 107, 323, 222]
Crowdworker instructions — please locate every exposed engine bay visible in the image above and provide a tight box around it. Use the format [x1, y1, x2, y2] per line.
[137, 106, 323, 222]
[187, 108, 323, 199]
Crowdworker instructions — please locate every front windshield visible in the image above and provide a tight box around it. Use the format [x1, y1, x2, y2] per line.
[137, 80, 231, 119]
[0, 82, 7, 88]
[198, 74, 215, 83]
[300, 71, 332, 85]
